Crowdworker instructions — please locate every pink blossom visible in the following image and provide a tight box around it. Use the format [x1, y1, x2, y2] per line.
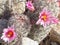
[1, 26, 16, 43]
[26, 1, 35, 11]
[36, 8, 59, 27]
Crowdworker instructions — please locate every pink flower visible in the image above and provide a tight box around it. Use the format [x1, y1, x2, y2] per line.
[26, 1, 35, 11]
[36, 8, 59, 27]
[1, 26, 16, 43]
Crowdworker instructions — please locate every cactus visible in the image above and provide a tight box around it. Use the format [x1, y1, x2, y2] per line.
[0, 0, 59, 45]
[8, 14, 31, 37]
[25, 0, 59, 44]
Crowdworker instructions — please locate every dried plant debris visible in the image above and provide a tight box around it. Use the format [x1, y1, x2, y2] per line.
[8, 14, 31, 37]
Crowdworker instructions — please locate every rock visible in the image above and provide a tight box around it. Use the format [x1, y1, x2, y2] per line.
[22, 37, 38, 45]
[8, 14, 31, 37]
[49, 22, 60, 44]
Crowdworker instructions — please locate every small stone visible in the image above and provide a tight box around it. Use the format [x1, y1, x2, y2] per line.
[22, 37, 38, 45]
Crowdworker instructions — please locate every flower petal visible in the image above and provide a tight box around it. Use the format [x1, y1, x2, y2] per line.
[36, 19, 41, 25]
[3, 28, 8, 33]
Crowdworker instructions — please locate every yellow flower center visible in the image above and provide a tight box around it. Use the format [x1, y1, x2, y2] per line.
[41, 13, 47, 21]
[42, 15, 47, 21]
